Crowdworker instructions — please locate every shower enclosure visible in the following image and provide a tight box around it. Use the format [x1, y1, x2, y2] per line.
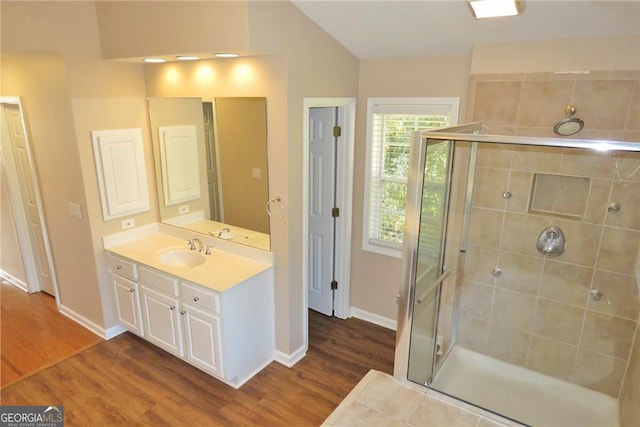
[395, 123, 640, 427]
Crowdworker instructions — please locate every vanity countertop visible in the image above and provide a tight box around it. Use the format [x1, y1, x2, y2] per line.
[105, 233, 272, 293]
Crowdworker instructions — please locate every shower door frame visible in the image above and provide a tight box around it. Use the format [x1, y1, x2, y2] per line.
[394, 122, 640, 384]
[394, 132, 456, 383]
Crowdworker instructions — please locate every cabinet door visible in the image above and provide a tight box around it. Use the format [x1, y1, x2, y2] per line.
[181, 304, 224, 378]
[140, 286, 184, 357]
[91, 128, 150, 220]
[112, 274, 143, 337]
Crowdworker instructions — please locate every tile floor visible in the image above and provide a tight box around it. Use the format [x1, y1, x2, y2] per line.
[322, 370, 522, 427]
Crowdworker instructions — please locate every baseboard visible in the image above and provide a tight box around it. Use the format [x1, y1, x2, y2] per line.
[274, 344, 307, 368]
[104, 324, 128, 340]
[58, 304, 112, 340]
[230, 357, 275, 389]
[0, 269, 28, 292]
[350, 307, 397, 331]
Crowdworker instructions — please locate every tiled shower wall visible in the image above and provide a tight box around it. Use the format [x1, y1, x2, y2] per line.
[620, 331, 640, 426]
[455, 71, 640, 398]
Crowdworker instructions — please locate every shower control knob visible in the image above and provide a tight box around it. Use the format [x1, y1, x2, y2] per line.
[502, 191, 512, 199]
[607, 202, 621, 213]
[536, 226, 565, 257]
[590, 289, 602, 301]
[492, 267, 502, 278]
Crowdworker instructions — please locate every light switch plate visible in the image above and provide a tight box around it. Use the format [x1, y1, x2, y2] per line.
[178, 205, 190, 214]
[121, 218, 135, 229]
[252, 168, 261, 179]
[68, 202, 82, 219]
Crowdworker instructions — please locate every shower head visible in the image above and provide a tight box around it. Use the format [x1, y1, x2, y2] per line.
[553, 104, 584, 136]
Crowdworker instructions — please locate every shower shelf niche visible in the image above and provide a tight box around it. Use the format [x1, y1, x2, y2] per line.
[529, 173, 591, 219]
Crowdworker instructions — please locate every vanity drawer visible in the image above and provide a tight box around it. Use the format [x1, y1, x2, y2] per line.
[181, 281, 220, 314]
[139, 266, 179, 296]
[107, 254, 137, 280]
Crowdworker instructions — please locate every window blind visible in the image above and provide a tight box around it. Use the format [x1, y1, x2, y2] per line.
[366, 103, 453, 251]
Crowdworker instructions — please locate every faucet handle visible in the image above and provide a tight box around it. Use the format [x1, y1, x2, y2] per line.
[187, 239, 196, 251]
[205, 245, 213, 255]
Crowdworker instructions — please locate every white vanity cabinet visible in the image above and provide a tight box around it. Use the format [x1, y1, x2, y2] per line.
[180, 282, 224, 378]
[138, 266, 184, 358]
[106, 251, 273, 388]
[108, 255, 144, 337]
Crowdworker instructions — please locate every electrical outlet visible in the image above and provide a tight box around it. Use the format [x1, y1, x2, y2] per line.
[178, 205, 189, 214]
[121, 218, 135, 229]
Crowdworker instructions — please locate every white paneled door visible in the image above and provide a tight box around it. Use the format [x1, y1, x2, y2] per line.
[308, 107, 338, 316]
[1, 104, 54, 295]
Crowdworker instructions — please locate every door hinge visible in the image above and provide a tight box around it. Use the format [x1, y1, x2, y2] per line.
[331, 207, 340, 218]
[331, 280, 338, 290]
[333, 125, 342, 137]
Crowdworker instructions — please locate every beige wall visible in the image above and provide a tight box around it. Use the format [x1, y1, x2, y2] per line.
[0, 53, 106, 325]
[72, 96, 157, 328]
[0, 159, 27, 284]
[471, 35, 640, 75]
[248, 1, 359, 353]
[95, 1, 250, 59]
[1, 2, 153, 330]
[351, 55, 472, 322]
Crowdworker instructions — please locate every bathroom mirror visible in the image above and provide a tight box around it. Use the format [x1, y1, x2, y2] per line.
[148, 97, 270, 250]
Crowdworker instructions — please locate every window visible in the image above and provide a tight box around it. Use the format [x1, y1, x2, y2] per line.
[363, 97, 459, 257]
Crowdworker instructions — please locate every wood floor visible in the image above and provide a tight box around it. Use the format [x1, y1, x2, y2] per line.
[1, 310, 396, 426]
[0, 281, 102, 388]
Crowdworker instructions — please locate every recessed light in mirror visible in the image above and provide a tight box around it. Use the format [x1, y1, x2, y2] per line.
[215, 53, 239, 58]
[144, 58, 166, 63]
[177, 56, 200, 61]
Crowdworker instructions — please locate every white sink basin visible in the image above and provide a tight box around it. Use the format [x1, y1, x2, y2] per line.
[158, 250, 206, 268]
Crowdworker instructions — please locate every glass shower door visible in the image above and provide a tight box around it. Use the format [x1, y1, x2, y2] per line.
[403, 138, 454, 385]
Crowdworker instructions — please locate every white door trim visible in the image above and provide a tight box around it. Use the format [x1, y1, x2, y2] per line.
[0, 96, 60, 304]
[302, 97, 356, 351]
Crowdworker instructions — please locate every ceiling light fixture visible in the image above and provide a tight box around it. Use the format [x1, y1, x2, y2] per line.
[214, 53, 239, 58]
[176, 56, 200, 61]
[143, 58, 166, 63]
[468, 0, 523, 19]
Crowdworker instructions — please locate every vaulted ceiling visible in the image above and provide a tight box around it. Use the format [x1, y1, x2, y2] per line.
[291, 1, 640, 58]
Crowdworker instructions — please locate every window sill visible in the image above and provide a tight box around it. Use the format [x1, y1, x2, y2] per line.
[362, 241, 402, 259]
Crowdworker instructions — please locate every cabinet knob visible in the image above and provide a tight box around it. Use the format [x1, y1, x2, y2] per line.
[180, 310, 186, 315]
[193, 296, 200, 302]
[170, 305, 176, 311]
[116, 265, 122, 270]
[129, 288, 135, 293]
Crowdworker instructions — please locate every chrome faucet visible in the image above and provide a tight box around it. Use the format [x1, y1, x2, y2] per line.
[187, 238, 204, 252]
[217, 228, 231, 239]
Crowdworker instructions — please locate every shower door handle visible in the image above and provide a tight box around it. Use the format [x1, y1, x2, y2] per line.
[416, 269, 451, 304]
